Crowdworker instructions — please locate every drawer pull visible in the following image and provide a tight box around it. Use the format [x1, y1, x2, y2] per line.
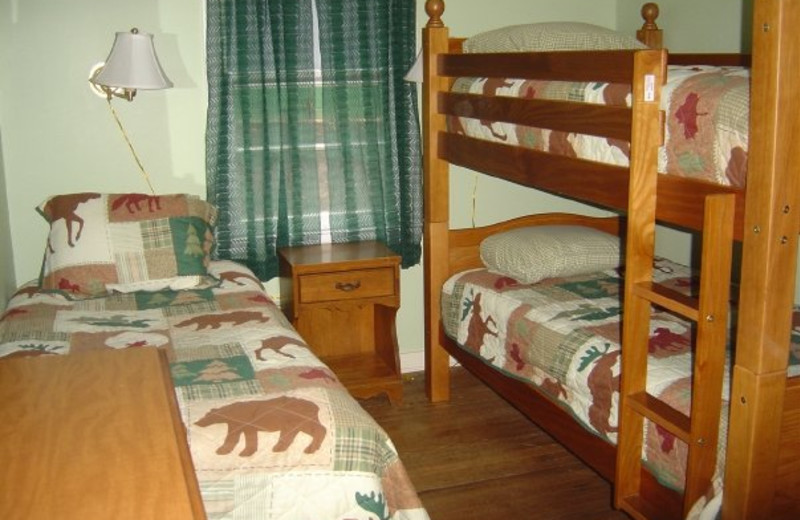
[335, 281, 361, 292]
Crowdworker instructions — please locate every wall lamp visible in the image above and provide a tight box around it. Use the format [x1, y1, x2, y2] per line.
[89, 28, 172, 194]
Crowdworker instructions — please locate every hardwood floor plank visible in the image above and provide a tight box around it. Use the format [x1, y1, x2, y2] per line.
[361, 368, 630, 519]
[420, 472, 622, 520]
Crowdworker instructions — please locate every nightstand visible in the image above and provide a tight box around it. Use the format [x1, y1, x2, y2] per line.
[278, 241, 402, 404]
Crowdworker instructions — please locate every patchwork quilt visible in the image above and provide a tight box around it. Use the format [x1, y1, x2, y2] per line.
[450, 64, 749, 187]
[441, 257, 800, 492]
[0, 260, 428, 520]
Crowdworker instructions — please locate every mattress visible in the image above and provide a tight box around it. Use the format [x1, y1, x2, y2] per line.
[450, 64, 749, 187]
[441, 257, 800, 492]
[0, 260, 428, 520]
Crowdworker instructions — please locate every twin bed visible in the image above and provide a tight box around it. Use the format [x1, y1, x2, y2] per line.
[0, 193, 428, 519]
[422, 1, 799, 519]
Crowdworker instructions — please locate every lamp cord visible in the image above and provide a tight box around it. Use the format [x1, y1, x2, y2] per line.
[105, 98, 156, 195]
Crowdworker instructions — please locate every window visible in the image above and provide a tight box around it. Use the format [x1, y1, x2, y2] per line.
[206, 0, 421, 280]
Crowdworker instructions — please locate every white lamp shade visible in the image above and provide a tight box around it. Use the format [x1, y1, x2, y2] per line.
[93, 29, 172, 90]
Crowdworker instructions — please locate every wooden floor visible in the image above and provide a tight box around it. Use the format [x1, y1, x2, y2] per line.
[360, 367, 630, 520]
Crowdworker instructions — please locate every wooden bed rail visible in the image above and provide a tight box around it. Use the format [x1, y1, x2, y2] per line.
[440, 50, 650, 84]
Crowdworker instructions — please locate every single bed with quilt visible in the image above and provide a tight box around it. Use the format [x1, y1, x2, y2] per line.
[0, 192, 429, 520]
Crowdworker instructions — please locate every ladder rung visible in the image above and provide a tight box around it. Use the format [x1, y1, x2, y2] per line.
[627, 391, 691, 443]
[633, 281, 700, 321]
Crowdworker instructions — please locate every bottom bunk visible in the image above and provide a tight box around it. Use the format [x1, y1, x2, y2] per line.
[434, 214, 800, 519]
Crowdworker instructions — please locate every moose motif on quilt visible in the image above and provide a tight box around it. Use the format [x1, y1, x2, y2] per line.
[110, 193, 162, 213]
[41, 192, 102, 252]
[480, 78, 514, 140]
[254, 335, 300, 360]
[195, 396, 327, 457]
[463, 292, 498, 354]
[217, 270, 265, 290]
[578, 343, 620, 438]
[602, 83, 634, 159]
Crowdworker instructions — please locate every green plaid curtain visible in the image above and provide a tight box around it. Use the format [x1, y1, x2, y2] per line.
[206, 0, 422, 280]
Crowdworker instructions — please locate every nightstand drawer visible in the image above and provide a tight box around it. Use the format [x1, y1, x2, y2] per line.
[299, 267, 395, 303]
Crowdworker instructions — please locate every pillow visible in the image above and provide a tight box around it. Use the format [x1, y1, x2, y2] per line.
[463, 22, 647, 53]
[479, 225, 621, 284]
[38, 193, 218, 297]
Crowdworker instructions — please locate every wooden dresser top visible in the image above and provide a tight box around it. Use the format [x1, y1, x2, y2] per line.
[0, 347, 205, 519]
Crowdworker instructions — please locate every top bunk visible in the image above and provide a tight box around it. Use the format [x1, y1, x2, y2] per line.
[421, 1, 752, 238]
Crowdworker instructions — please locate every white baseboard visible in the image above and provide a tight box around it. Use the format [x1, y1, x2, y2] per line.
[399, 350, 459, 374]
[399, 351, 425, 373]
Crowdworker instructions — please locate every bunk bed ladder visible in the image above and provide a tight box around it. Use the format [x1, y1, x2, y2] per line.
[615, 192, 736, 519]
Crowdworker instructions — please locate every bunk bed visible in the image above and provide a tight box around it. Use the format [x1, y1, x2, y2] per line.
[0, 192, 428, 519]
[421, 1, 800, 519]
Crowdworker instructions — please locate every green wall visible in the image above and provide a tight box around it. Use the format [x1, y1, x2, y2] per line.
[0, 129, 14, 306]
[0, 0, 755, 356]
[0, 0, 206, 287]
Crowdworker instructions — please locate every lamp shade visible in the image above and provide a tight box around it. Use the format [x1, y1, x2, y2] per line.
[92, 29, 172, 90]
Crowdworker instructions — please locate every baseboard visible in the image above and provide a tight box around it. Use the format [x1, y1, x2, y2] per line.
[399, 350, 459, 374]
[400, 351, 425, 373]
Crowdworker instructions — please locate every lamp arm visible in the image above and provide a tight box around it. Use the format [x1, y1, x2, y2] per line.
[104, 85, 136, 102]
[89, 65, 137, 102]
[105, 98, 156, 195]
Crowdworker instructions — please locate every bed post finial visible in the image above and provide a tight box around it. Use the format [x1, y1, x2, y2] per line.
[641, 3, 660, 30]
[637, 2, 663, 48]
[426, 0, 445, 28]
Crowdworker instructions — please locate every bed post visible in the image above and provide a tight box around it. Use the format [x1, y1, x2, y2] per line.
[423, 0, 452, 402]
[724, 0, 800, 516]
[637, 3, 663, 49]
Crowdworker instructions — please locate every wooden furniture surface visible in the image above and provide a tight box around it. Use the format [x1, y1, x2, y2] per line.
[279, 241, 403, 403]
[421, 0, 800, 518]
[0, 347, 205, 520]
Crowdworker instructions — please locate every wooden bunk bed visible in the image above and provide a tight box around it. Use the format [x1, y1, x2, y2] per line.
[421, 1, 800, 519]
